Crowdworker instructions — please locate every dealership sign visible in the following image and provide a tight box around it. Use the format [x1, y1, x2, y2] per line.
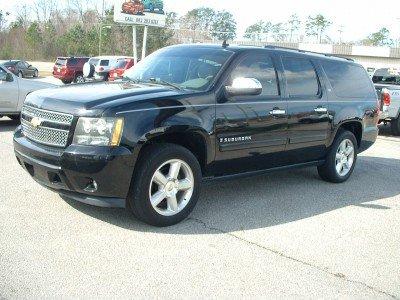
[114, 0, 166, 28]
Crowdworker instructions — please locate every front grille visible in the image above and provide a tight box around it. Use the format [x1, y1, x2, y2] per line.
[21, 106, 73, 148]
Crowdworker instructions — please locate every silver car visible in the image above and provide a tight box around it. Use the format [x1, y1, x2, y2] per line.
[0, 66, 55, 119]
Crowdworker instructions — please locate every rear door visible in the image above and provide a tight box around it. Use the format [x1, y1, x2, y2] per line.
[281, 56, 330, 163]
[214, 51, 288, 175]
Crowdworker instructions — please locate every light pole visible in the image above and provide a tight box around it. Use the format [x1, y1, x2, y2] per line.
[99, 25, 111, 56]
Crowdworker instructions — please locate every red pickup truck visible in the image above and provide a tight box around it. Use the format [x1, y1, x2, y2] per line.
[108, 58, 135, 81]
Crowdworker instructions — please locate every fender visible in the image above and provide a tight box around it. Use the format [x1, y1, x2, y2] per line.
[327, 118, 363, 148]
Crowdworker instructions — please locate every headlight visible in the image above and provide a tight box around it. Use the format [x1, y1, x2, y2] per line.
[73, 117, 124, 146]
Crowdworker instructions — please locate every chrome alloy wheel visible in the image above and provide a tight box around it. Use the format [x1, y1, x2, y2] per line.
[149, 159, 194, 217]
[335, 139, 355, 177]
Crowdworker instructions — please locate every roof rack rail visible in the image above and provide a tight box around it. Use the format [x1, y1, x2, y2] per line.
[264, 44, 354, 62]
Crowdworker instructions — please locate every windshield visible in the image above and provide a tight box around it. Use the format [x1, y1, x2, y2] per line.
[114, 59, 129, 69]
[124, 47, 234, 91]
[373, 68, 400, 85]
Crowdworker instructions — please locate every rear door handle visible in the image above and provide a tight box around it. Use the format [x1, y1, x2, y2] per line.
[269, 109, 286, 116]
[314, 107, 328, 114]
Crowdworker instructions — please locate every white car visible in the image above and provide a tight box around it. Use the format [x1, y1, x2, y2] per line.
[0, 66, 56, 119]
[83, 56, 133, 81]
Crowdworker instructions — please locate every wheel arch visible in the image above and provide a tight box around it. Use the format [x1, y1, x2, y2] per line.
[330, 120, 363, 148]
[134, 127, 212, 176]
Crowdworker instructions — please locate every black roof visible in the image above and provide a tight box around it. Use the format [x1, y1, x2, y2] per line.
[2, 60, 21, 65]
[167, 43, 354, 64]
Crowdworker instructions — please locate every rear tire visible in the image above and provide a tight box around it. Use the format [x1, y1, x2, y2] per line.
[61, 79, 72, 84]
[390, 117, 400, 136]
[74, 74, 85, 83]
[318, 130, 358, 183]
[128, 144, 202, 227]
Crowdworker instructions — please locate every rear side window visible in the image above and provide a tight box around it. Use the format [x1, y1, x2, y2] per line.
[282, 57, 319, 97]
[322, 61, 375, 98]
[231, 53, 279, 97]
[67, 58, 78, 66]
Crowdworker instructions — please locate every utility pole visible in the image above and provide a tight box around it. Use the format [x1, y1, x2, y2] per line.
[98, 0, 106, 56]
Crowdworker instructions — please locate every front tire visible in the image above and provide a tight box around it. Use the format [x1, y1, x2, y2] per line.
[128, 144, 202, 227]
[390, 117, 400, 136]
[17, 71, 23, 78]
[318, 130, 358, 183]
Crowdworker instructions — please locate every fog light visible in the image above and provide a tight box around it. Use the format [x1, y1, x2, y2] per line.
[84, 179, 98, 193]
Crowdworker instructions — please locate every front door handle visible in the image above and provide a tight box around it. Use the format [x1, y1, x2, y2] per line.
[269, 109, 286, 116]
[314, 107, 328, 114]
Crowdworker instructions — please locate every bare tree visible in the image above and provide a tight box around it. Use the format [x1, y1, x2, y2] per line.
[33, 0, 59, 23]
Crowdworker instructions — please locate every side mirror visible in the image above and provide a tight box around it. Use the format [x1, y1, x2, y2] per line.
[225, 77, 262, 96]
[6, 73, 14, 82]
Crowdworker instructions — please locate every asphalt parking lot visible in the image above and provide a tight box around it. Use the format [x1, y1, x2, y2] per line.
[0, 118, 399, 298]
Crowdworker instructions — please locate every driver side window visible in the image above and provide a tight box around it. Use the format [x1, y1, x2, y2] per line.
[231, 53, 279, 97]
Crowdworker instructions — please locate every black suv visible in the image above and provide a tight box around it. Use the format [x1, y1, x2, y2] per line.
[13, 44, 379, 226]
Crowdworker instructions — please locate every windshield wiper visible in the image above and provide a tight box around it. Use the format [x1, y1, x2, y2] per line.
[123, 77, 183, 90]
[148, 78, 183, 90]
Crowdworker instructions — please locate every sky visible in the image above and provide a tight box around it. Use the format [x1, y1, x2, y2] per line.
[1, 0, 400, 42]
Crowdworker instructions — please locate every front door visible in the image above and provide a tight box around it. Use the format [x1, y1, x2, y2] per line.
[0, 68, 19, 112]
[280, 56, 330, 163]
[214, 51, 288, 175]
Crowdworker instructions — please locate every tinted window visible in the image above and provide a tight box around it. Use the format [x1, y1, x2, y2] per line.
[322, 61, 376, 98]
[231, 53, 279, 97]
[114, 59, 129, 68]
[100, 60, 109, 66]
[67, 58, 78, 66]
[372, 68, 400, 86]
[282, 57, 319, 97]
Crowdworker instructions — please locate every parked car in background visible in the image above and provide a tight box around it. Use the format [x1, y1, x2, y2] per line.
[13, 44, 379, 227]
[1, 60, 39, 78]
[53, 57, 90, 84]
[143, 0, 164, 13]
[83, 56, 131, 81]
[121, 0, 144, 15]
[0, 66, 55, 120]
[108, 58, 135, 81]
[373, 68, 400, 135]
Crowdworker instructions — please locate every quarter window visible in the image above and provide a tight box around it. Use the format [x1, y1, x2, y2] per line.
[323, 61, 377, 98]
[231, 54, 279, 97]
[282, 57, 319, 97]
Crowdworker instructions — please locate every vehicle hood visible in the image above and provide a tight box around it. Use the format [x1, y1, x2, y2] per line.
[24, 81, 189, 116]
[19, 78, 57, 90]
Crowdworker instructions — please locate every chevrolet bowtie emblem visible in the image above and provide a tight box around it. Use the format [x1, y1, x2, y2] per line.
[30, 117, 42, 128]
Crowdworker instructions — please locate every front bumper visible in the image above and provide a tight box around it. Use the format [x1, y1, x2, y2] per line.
[14, 127, 135, 208]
